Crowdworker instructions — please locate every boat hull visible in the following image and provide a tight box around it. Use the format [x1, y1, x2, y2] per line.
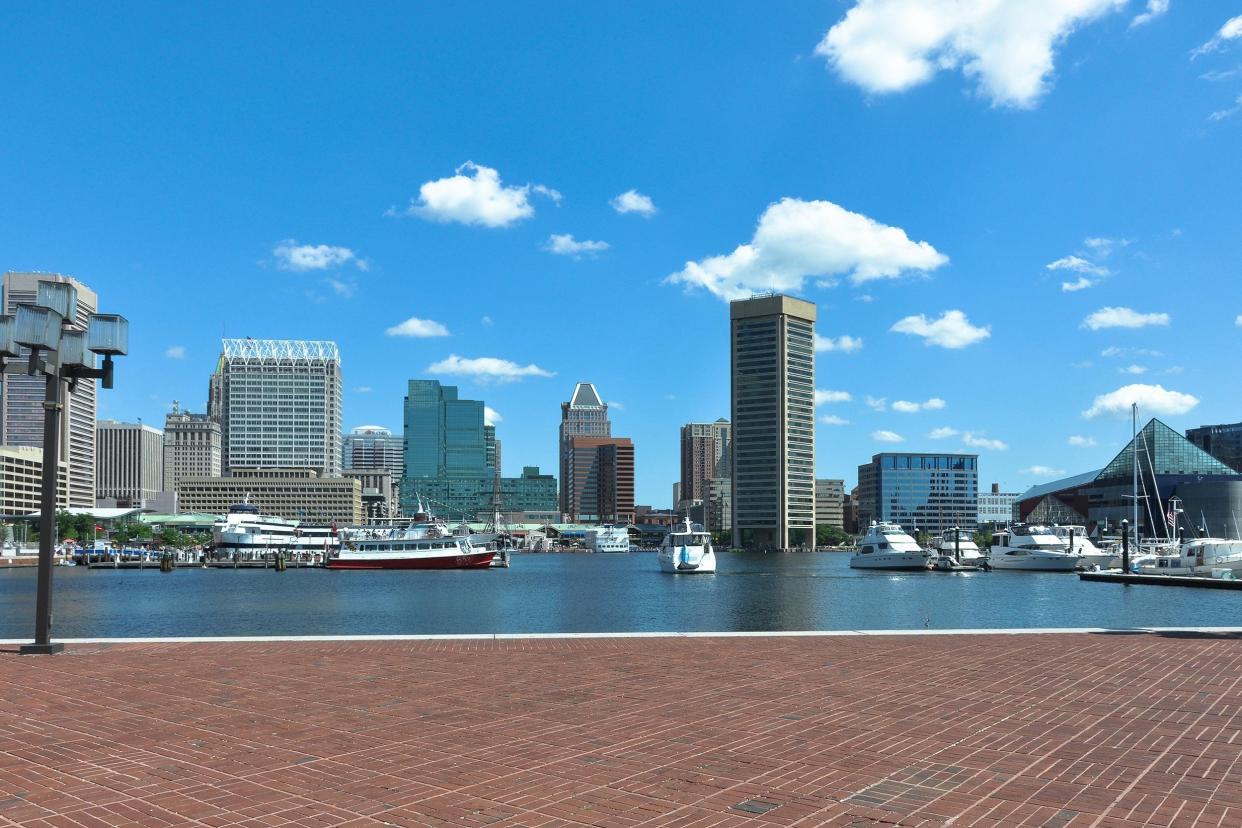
[849, 554, 932, 570]
[327, 550, 495, 570]
[658, 551, 716, 573]
[987, 556, 1079, 571]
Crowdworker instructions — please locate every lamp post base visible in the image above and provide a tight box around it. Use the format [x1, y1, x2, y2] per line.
[19, 642, 64, 655]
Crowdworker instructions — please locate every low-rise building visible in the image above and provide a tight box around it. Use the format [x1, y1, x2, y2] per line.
[978, 483, 1018, 527]
[176, 467, 361, 523]
[0, 446, 69, 518]
[814, 479, 845, 529]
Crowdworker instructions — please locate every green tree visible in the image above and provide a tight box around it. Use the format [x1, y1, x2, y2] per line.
[815, 524, 852, 547]
[973, 530, 993, 549]
[914, 530, 933, 549]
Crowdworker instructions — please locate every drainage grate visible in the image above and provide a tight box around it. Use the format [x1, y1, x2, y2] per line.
[733, 799, 781, 815]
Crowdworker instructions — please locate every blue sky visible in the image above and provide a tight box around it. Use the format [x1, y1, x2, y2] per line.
[2, 2, 1240, 504]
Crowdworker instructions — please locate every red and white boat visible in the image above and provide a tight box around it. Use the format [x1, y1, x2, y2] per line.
[327, 512, 494, 570]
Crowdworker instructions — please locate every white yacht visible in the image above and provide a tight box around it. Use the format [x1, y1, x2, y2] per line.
[987, 525, 1079, 571]
[586, 524, 632, 553]
[1050, 525, 1114, 569]
[211, 502, 337, 561]
[850, 522, 935, 570]
[1135, 537, 1242, 577]
[932, 528, 986, 561]
[658, 519, 715, 573]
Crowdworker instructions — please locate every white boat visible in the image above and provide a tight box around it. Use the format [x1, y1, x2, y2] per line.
[587, 524, 632, 553]
[1135, 537, 1242, 576]
[850, 522, 935, 570]
[987, 525, 1080, 571]
[212, 502, 337, 560]
[658, 518, 716, 573]
[329, 515, 493, 570]
[932, 528, 986, 562]
[1049, 525, 1114, 569]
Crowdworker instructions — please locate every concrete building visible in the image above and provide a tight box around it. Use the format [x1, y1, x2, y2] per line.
[1, 272, 99, 508]
[559, 383, 610, 514]
[844, 487, 860, 535]
[563, 436, 635, 523]
[707, 476, 732, 534]
[680, 418, 730, 525]
[857, 453, 979, 536]
[978, 483, 1019, 527]
[814, 479, 845, 529]
[163, 404, 222, 494]
[0, 446, 68, 518]
[95, 420, 164, 508]
[344, 468, 397, 519]
[729, 294, 816, 549]
[343, 425, 404, 478]
[213, 339, 342, 476]
[1187, 421, 1242, 473]
[176, 467, 361, 523]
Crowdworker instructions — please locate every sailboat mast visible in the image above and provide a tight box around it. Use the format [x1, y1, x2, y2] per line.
[1132, 403, 1139, 543]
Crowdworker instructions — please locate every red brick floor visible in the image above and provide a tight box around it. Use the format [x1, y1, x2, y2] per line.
[2, 632, 1241, 827]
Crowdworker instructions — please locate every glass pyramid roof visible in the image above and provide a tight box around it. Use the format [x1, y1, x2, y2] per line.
[1096, 418, 1238, 482]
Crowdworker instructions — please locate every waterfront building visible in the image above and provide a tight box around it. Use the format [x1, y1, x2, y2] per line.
[562, 436, 635, 523]
[856, 453, 979, 536]
[1, 272, 99, 508]
[814, 479, 845, 529]
[496, 467, 557, 517]
[1015, 418, 1242, 538]
[163, 404, 222, 494]
[344, 468, 397, 519]
[343, 425, 404, 478]
[680, 418, 730, 526]
[0, 446, 68, 518]
[176, 467, 361, 523]
[707, 476, 732, 533]
[559, 383, 611, 514]
[401, 379, 488, 517]
[213, 339, 343, 476]
[95, 420, 164, 508]
[1186, 421, 1242, 473]
[978, 483, 1018, 527]
[729, 294, 816, 549]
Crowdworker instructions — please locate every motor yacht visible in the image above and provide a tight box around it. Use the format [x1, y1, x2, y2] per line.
[658, 518, 716, 573]
[987, 525, 1080, 571]
[932, 528, 986, 562]
[1049, 525, 1114, 569]
[1135, 537, 1242, 576]
[850, 522, 935, 570]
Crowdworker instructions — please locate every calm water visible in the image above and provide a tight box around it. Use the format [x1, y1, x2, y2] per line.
[0, 551, 1234, 638]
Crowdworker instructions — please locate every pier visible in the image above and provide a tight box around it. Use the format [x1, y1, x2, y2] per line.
[2, 630, 1241, 826]
[1080, 571, 1242, 590]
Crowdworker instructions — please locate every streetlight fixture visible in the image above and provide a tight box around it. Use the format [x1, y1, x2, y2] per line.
[3, 280, 128, 655]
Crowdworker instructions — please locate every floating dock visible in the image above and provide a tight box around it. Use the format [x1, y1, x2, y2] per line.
[1079, 571, 1242, 589]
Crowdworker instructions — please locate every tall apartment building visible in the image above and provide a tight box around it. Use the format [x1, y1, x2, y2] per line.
[95, 420, 164, 507]
[814, 478, 845, 529]
[680, 419, 730, 501]
[563, 436, 635, 523]
[729, 295, 816, 549]
[1187, 421, 1242, 473]
[1, 272, 99, 508]
[856, 453, 979, 536]
[559, 383, 610, 514]
[163, 404, 222, 493]
[343, 425, 404, 478]
[213, 339, 342, 475]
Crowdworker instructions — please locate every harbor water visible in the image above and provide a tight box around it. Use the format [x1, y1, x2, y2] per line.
[0, 551, 1234, 639]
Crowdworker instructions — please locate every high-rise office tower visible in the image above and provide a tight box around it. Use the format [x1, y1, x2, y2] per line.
[1, 272, 99, 508]
[213, 339, 342, 475]
[729, 294, 816, 549]
[402, 379, 488, 516]
[343, 425, 404, 478]
[680, 419, 731, 503]
[163, 403, 222, 493]
[562, 436, 635, 523]
[96, 420, 164, 507]
[559, 382, 609, 514]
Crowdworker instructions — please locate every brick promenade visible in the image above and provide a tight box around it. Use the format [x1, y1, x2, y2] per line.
[1, 632, 1241, 827]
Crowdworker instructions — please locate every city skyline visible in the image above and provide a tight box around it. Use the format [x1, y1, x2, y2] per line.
[3, 5, 1241, 505]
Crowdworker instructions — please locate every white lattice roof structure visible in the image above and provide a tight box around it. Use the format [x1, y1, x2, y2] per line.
[221, 339, 339, 362]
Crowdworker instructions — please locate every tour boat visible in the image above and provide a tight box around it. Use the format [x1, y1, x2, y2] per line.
[658, 518, 716, 573]
[212, 502, 337, 560]
[328, 513, 494, 570]
[850, 522, 935, 570]
[587, 524, 632, 553]
[987, 525, 1080, 571]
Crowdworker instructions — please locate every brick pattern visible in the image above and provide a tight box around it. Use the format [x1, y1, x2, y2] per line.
[1, 633, 1241, 826]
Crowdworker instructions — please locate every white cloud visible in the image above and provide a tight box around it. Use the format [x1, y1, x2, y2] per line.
[610, 190, 657, 216]
[395, 161, 558, 228]
[1082, 383, 1200, 419]
[891, 309, 990, 349]
[326, 278, 356, 298]
[1082, 236, 1128, 257]
[815, 389, 853, 405]
[1024, 465, 1067, 477]
[856, 294, 874, 303]
[1130, 0, 1169, 28]
[963, 432, 1008, 451]
[1047, 255, 1109, 276]
[544, 234, 610, 257]
[1082, 306, 1170, 330]
[165, 345, 185, 359]
[428, 354, 555, 384]
[929, 426, 959, 439]
[666, 197, 946, 301]
[483, 406, 502, 426]
[1101, 345, 1162, 358]
[273, 240, 364, 272]
[354, 386, 373, 393]
[481, 315, 494, 327]
[1236, 314, 1242, 327]
[872, 429, 904, 443]
[865, 395, 888, 412]
[386, 317, 450, 338]
[1068, 435, 1097, 447]
[1060, 276, 1095, 292]
[1119, 364, 1147, 375]
[1209, 94, 1242, 122]
[814, 333, 864, 353]
[820, 414, 850, 425]
[607, 400, 625, 411]
[1193, 14, 1242, 58]
[816, 0, 1126, 108]
[891, 397, 946, 413]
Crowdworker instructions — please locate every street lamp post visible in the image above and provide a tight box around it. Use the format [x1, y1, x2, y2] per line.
[1, 280, 128, 655]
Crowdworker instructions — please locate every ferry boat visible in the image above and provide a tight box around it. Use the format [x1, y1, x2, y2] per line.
[850, 522, 935, 570]
[328, 513, 494, 570]
[987, 525, 1079, 571]
[212, 502, 337, 560]
[658, 518, 716, 573]
[586, 524, 632, 553]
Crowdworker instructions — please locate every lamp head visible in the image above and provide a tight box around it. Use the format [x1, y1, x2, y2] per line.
[0, 315, 20, 358]
[58, 330, 93, 369]
[14, 305, 64, 351]
[36, 281, 78, 322]
[86, 314, 128, 356]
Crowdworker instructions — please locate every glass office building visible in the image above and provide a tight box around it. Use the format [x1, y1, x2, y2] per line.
[857, 453, 979, 535]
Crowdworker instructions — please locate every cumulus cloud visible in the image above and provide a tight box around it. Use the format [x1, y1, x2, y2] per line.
[820, 414, 850, 425]
[1068, 435, 1097, 447]
[1082, 383, 1200, 419]
[815, 0, 1126, 108]
[891, 310, 990, 349]
[1193, 14, 1242, 58]
[815, 389, 853, 405]
[610, 190, 657, 216]
[865, 395, 888, 412]
[273, 240, 364, 271]
[815, 333, 864, 353]
[1048, 255, 1109, 276]
[872, 430, 904, 443]
[386, 317, 450, 338]
[929, 427, 959, 439]
[963, 432, 1008, 451]
[544, 234, 610, 258]
[428, 354, 555, 384]
[1130, 0, 1169, 28]
[394, 161, 559, 228]
[1060, 276, 1095, 292]
[165, 345, 185, 359]
[1024, 465, 1066, 477]
[483, 406, 502, 426]
[1082, 307, 1170, 330]
[891, 397, 946, 413]
[666, 197, 947, 301]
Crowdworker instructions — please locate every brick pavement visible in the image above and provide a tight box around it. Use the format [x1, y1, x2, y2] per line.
[1, 632, 1241, 827]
